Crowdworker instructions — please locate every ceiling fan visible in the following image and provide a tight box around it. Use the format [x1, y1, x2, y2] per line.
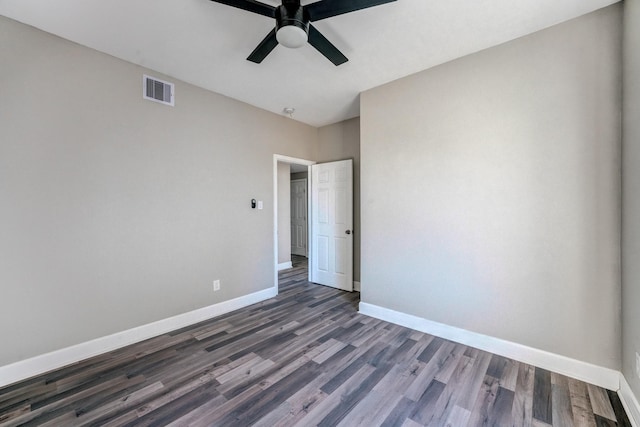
[209, 0, 396, 66]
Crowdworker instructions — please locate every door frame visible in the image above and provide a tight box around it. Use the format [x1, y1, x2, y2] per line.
[273, 155, 315, 294]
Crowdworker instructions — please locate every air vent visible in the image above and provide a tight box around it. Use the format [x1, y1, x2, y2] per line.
[143, 75, 174, 106]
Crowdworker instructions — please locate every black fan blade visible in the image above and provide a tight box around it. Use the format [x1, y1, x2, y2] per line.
[247, 28, 279, 63]
[209, 0, 275, 18]
[308, 24, 348, 66]
[305, 0, 396, 22]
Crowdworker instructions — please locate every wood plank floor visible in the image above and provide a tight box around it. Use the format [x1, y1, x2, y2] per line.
[0, 255, 631, 426]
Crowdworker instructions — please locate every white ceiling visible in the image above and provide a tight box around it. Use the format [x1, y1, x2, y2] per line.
[0, 0, 619, 127]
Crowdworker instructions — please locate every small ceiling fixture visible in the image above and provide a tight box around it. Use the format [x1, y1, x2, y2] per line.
[283, 107, 295, 118]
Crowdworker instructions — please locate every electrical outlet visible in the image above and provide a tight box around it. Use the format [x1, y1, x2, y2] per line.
[636, 352, 640, 379]
[213, 279, 220, 292]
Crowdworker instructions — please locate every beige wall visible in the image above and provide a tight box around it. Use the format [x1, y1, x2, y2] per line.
[623, 0, 640, 401]
[0, 16, 316, 366]
[361, 5, 622, 368]
[315, 118, 361, 282]
[277, 162, 291, 264]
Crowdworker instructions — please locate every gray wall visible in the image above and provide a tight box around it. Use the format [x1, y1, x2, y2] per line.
[277, 162, 291, 264]
[0, 16, 316, 366]
[623, 0, 640, 400]
[315, 118, 361, 282]
[291, 171, 308, 181]
[360, 5, 622, 368]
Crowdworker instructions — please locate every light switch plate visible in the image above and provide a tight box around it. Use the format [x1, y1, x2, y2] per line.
[257, 201, 263, 210]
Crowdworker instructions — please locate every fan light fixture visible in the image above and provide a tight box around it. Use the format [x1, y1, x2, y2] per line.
[276, 26, 308, 48]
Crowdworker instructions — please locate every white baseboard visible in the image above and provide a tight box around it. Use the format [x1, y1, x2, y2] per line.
[277, 261, 293, 271]
[353, 281, 361, 292]
[620, 374, 640, 427]
[358, 302, 620, 390]
[0, 287, 277, 389]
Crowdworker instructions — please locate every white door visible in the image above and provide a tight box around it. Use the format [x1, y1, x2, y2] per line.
[310, 160, 353, 291]
[291, 179, 307, 257]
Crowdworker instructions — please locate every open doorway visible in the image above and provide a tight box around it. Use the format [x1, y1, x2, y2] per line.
[273, 155, 315, 292]
[273, 155, 355, 294]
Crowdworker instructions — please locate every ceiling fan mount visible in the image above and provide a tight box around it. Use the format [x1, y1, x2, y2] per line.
[209, 0, 396, 66]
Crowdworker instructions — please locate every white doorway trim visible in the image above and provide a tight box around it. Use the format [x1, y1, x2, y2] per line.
[273, 155, 315, 295]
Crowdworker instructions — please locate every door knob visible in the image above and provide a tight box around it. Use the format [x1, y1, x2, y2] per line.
[345, 230, 351, 235]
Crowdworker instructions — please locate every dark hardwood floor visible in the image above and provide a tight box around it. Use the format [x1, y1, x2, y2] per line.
[0, 256, 631, 426]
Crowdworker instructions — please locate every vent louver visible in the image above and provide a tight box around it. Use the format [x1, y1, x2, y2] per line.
[143, 75, 174, 106]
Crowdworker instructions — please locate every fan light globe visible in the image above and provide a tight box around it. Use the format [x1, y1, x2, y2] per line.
[276, 25, 308, 48]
